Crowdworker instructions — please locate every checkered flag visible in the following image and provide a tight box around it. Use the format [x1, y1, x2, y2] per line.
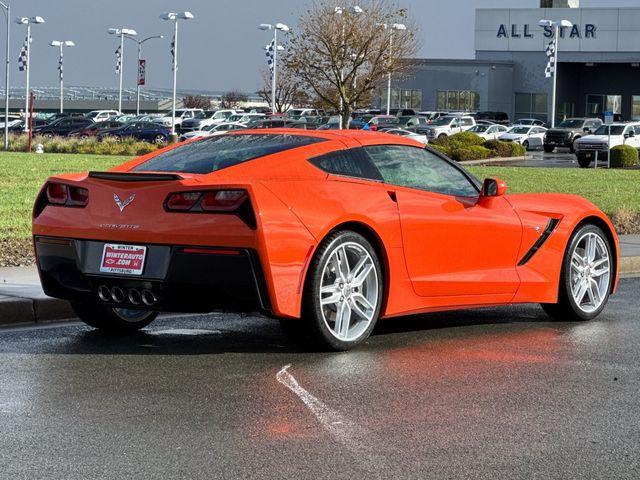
[18, 35, 29, 72]
[266, 39, 275, 74]
[58, 53, 63, 81]
[115, 45, 121, 74]
[170, 34, 175, 70]
[544, 38, 556, 78]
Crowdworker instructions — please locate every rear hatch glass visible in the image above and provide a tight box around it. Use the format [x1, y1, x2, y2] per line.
[133, 133, 326, 174]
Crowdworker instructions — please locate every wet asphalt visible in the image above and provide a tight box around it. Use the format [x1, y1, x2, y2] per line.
[0, 277, 639, 480]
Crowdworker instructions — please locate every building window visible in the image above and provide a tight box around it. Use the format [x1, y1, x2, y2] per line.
[632, 96, 640, 121]
[436, 90, 479, 112]
[380, 88, 422, 110]
[514, 92, 548, 121]
[586, 94, 621, 117]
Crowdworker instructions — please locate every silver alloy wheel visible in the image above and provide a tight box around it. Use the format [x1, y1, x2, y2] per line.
[569, 231, 611, 313]
[112, 308, 154, 323]
[319, 241, 379, 342]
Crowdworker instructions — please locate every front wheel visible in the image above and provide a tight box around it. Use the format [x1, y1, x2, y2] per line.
[577, 156, 592, 168]
[570, 137, 580, 153]
[153, 134, 167, 144]
[71, 300, 158, 333]
[523, 140, 530, 150]
[541, 224, 613, 322]
[543, 144, 555, 153]
[295, 231, 383, 351]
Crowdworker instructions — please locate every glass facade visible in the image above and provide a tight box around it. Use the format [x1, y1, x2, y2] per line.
[436, 90, 480, 111]
[586, 94, 622, 117]
[514, 92, 548, 121]
[380, 88, 423, 111]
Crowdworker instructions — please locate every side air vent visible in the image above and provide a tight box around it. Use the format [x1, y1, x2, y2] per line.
[518, 218, 560, 266]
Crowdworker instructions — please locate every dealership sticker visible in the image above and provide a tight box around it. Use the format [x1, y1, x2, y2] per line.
[100, 244, 146, 275]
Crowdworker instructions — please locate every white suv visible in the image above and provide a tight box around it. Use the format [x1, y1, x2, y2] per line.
[416, 115, 476, 140]
[85, 110, 120, 122]
[153, 109, 204, 132]
[574, 122, 640, 168]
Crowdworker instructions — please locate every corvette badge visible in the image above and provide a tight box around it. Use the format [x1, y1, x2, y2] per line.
[114, 193, 135, 212]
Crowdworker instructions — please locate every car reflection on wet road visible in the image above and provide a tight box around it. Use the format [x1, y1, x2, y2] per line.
[0, 278, 638, 479]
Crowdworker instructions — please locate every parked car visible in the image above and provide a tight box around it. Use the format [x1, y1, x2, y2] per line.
[467, 124, 509, 141]
[389, 108, 416, 116]
[379, 128, 428, 144]
[250, 118, 307, 129]
[84, 110, 121, 122]
[180, 109, 238, 132]
[349, 115, 375, 129]
[287, 108, 326, 118]
[236, 113, 266, 124]
[68, 120, 124, 139]
[153, 108, 204, 133]
[417, 115, 476, 140]
[397, 115, 429, 130]
[179, 122, 247, 141]
[32, 130, 619, 351]
[32, 117, 94, 138]
[367, 115, 400, 131]
[512, 118, 546, 127]
[543, 117, 603, 153]
[0, 114, 23, 129]
[498, 125, 547, 150]
[418, 111, 448, 124]
[96, 121, 171, 143]
[473, 111, 510, 125]
[574, 123, 640, 167]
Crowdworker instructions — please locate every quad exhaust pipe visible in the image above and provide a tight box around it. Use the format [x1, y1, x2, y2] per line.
[97, 285, 158, 306]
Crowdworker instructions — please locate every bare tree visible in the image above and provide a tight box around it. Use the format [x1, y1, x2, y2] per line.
[182, 95, 212, 109]
[256, 67, 310, 113]
[219, 90, 249, 109]
[286, 0, 419, 127]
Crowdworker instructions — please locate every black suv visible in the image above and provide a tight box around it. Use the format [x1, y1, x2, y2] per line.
[543, 117, 602, 153]
[32, 116, 94, 138]
[472, 111, 510, 125]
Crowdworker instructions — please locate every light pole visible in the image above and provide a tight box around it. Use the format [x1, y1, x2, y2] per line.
[379, 22, 406, 115]
[49, 40, 74, 113]
[161, 11, 194, 136]
[334, 5, 363, 129]
[125, 34, 163, 115]
[0, 1, 10, 149]
[258, 23, 289, 114]
[539, 19, 572, 128]
[108, 27, 137, 114]
[16, 16, 44, 132]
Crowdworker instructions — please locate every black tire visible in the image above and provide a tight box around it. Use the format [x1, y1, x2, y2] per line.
[288, 230, 383, 351]
[153, 134, 167, 144]
[438, 133, 447, 139]
[543, 144, 555, 153]
[43, 132, 54, 139]
[71, 300, 158, 333]
[523, 140, 530, 150]
[569, 136, 580, 153]
[541, 224, 613, 322]
[79, 134, 89, 140]
[577, 156, 592, 168]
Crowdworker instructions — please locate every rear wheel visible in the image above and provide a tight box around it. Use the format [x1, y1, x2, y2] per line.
[543, 144, 555, 153]
[71, 300, 158, 333]
[284, 231, 383, 351]
[577, 155, 592, 168]
[570, 136, 580, 153]
[523, 140, 530, 150]
[153, 134, 167, 144]
[541, 224, 613, 322]
[43, 132, 54, 139]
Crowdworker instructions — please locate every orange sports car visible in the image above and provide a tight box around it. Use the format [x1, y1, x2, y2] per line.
[32, 130, 619, 350]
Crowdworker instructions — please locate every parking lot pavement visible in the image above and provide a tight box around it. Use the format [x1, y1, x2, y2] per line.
[0, 277, 639, 480]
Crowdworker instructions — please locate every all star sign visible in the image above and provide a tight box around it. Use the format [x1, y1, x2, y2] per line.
[496, 23, 597, 39]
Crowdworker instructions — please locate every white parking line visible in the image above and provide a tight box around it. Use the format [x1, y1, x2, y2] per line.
[276, 364, 381, 463]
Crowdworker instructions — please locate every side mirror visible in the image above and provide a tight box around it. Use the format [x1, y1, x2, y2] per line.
[583, 127, 591, 134]
[482, 177, 507, 197]
[628, 130, 636, 138]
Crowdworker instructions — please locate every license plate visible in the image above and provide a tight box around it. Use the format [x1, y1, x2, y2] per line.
[100, 244, 146, 275]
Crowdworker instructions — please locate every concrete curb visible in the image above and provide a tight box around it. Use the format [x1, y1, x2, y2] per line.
[0, 257, 638, 328]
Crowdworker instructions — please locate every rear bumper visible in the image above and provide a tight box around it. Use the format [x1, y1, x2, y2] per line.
[34, 236, 271, 314]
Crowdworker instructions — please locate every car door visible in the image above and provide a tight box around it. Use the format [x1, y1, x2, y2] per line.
[364, 145, 522, 299]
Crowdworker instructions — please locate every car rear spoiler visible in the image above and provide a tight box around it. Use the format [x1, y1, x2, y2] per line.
[88, 171, 183, 182]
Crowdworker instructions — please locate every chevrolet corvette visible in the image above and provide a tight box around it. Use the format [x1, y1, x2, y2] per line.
[32, 130, 619, 350]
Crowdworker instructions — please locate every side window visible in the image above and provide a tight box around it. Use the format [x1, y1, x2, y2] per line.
[308, 148, 383, 181]
[462, 118, 473, 126]
[634, 125, 640, 135]
[364, 145, 479, 197]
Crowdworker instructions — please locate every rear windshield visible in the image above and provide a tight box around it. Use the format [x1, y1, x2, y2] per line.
[133, 134, 326, 174]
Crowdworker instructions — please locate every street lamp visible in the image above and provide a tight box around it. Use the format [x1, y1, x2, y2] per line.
[108, 27, 137, 114]
[334, 5, 364, 129]
[125, 34, 163, 115]
[0, 1, 10, 149]
[379, 22, 406, 115]
[160, 11, 194, 136]
[539, 19, 573, 128]
[258, 22, 289, 114]
[49, 41, 74, 113]
[16, 16, 45, 132]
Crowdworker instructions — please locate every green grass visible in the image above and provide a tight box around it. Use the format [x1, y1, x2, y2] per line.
[0, 152, 127, 238]
[466, 166, 640, 216]
[1, 152, 639, 240]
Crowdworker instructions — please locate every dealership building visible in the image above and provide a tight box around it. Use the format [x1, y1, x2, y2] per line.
[392, 0, 640, 123]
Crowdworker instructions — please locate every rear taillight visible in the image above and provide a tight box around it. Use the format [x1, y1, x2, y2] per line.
[164, 189, 255, 228]
[45, 183, 89, 207]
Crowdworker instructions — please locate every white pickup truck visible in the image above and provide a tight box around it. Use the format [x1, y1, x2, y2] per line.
[574, 122, 640, 167]
[415, 115, 476, 141]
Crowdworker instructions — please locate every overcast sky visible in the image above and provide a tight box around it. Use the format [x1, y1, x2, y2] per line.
[6, 0, 640, 93]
